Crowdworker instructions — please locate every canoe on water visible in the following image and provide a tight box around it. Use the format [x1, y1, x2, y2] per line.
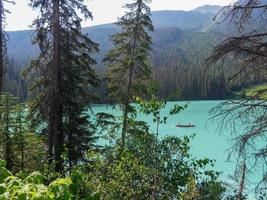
[176, 124, 195, 128]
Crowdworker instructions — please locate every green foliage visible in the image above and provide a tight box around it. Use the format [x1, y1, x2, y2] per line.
[48, 178, 72, 200]
[23, 172, 46, 185]
[0, 94, 226, 199]
[0, 166, 11, 184]
[0, 93, 19, 170]
[83, 137, 225, 200]
[104, 0, 154, 147]
[167, 89, 182, 101]
[234, 84, 267, 99]
[0, 93, 46, 173]
[87, 150, 154, 200]
[69, 168, 95, 199]
[25, 0, 99, 172]
[105, 0, 154, 102]
[92, 96, 225, 199]
[0, 160, 100, 200]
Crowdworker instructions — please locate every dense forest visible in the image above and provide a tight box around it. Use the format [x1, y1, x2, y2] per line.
[0, 0, 266, 199]
[5, 4, 266, 101]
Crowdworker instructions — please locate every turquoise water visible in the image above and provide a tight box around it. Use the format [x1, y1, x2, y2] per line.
[93, 100, 260, 197]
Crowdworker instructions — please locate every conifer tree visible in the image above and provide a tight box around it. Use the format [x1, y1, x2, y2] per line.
[13, 103, 27, 171]
[0, 93, 17, 170]
[104, 0, 154, 149]
[26, 0, 99, 172]
[63, 33, 99, 169]
[11, 103, 46, 173]
[0, 0, 14, 93]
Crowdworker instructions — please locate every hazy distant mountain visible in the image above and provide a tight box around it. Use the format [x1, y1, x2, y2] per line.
[7, 6, 221, 64]
[150, 10, 215, 31]
[206, 0, 267, 35]
[193, 5, 222, 15]
[7, 30, 37, 63]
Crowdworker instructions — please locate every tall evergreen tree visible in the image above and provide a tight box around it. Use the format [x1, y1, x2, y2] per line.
[0, 0, 14, 93]
[0, 2, 15, 170]
[104, 0, 154, 149]
[25, 0, 99, 172]
[0, 93, 17, 170]
[13, 103, 27, 171]
[63, 32, 99, 170]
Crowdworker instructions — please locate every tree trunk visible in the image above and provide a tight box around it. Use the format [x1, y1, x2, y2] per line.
[0, 0, 3, 93]
[121, 66, 133, 149]
[4, 97, 12, 170]
[21, 137, 24, 171]
[49, 0, 63, 173]
[20, 114, 24, 171]
[121, 2, 141, 149]
[152, 118, 159, 200]
[238, 162, 246, 200]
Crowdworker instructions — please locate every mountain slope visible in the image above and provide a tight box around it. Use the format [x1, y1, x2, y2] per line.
[6, 5, 228, 100]
[193, 5, 222, 15]
[150, 10, 214, 31]
[7, 7, 219, 63]
[206, 0, 267, 35]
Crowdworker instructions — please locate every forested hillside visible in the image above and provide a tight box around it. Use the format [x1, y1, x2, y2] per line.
[5, 4, 266, 101]
[5, 6, 229, 101]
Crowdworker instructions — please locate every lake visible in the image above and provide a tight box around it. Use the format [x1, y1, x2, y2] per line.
[93, 100, 260, 198]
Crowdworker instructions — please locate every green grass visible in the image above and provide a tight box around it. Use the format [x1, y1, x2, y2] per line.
[233, 84, 267, 99]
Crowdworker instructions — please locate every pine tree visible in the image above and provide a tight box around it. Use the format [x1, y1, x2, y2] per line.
[0, 93, 17, 170]
[13, 103, 27, 171]
[104, 0, 154, 149]
[63, 32, 99, 169]
[11, 103, 46, 173]
[0, 0, 3, 93]
[0, 2, 15, 170]
[25, 0, 99, 172]
[0, 0, 14, 93]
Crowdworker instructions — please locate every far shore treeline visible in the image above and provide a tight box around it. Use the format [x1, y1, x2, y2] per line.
[5, 6, 266, 102]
